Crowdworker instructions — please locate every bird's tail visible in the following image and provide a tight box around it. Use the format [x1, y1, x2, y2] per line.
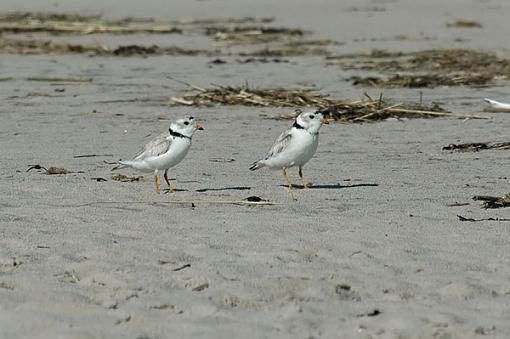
[111, 161, 128, 171]
[249, 161, 265, 171]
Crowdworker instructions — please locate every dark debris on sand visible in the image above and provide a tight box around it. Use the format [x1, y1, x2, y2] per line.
[443, 141, 510, 152]
[328, 49, 510, 87]
[473, 194, 510, 209]
[0, 38, 208, 56]
[349, 74, 494, 88]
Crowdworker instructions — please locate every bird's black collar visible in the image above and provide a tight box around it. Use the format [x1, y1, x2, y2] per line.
[169, 128, 191, 139]
[292, 120, 305, 129]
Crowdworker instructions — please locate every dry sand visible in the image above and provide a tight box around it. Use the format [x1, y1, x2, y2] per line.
[1, 0, 510, 338]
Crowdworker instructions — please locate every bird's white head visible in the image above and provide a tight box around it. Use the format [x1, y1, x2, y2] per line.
[169, 116, 204, 139]
[295, 109, 328, 135]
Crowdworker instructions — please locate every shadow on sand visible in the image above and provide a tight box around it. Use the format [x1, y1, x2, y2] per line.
[195, 186, 252, 193]
[163, 188, 188, 193]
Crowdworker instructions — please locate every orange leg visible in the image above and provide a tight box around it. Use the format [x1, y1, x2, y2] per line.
[164, 170, 175, 193]
[153, 175, 161, 193]
[299, 166, 311, 189]
[282, 168, 293, 189]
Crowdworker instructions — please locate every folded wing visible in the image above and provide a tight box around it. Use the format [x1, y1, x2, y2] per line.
[264, 128, 293, 160]
[134, 132, 172, 160]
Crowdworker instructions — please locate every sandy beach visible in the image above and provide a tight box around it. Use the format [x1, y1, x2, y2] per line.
[1, 0, 510, 338]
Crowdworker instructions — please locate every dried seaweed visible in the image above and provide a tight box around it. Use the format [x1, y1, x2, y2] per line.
[236, 57, 289, 64]
[350, 74, 493, 88]
[27, 164, 69, 174]
[327, 49, 404, 60]
[328, 49, 510, 87]
[0, 11, 181, 34]
[329, 49, 508, 73]
[0, 12, 278, 36]
[0, 36, 326, 57]
[111, 174, 143, 182]
[284, 39, 338, 47]
[0, 21, 181, 34]
[25, 76, 92, 83]
[447, 20, 482, 28]
[473, 193, 510, 209]
[168, 82, 486, 123]
[174, 17, 274, 25]
[206, 26, 306, 44]
[240, 47, 329, 57]
[0, 12, 329, 56]
[0, 12, 101, 22]
[0, 38, 207, 56]
[0, 12, 274, 26]
[443, 141, 510, 152]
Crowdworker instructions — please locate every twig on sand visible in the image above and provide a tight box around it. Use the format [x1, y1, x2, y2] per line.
[74, 154, 113, 158]
[169, 97, 194, 105]
[352, 102, 403, 122]
[167, 76, 207, 92]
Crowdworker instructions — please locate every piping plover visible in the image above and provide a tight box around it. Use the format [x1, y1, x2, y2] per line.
[113, 116, 203, 193]
[249, 109, 328, 188]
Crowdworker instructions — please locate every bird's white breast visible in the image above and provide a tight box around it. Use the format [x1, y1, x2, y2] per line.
[266, 129, 318, 169]
[145, 137, 191, 170]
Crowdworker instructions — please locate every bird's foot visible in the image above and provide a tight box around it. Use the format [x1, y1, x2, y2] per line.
[302, 181, 312, 189]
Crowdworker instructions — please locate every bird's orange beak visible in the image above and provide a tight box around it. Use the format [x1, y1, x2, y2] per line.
[195, 122, 204, 130]
[320, 117, 329, 125]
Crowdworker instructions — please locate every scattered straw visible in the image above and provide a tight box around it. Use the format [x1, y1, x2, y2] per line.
[168, 79, 488, 123]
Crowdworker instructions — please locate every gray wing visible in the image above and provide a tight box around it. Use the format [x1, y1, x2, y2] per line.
[133, 132, 172, 160]
[264, 128, 293, 160]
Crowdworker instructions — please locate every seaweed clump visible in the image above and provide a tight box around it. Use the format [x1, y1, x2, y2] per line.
[328, 49, 510, 87]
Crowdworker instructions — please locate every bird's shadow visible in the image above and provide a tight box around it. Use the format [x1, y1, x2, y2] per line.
[279, 183, 379, 190]
[163, 188, 188, 193]
[195, 186, 252, 193]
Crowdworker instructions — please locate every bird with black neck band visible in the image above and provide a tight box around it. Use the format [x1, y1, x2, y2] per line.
[249, 108, 328, 189]
[113, 116, 204, 193]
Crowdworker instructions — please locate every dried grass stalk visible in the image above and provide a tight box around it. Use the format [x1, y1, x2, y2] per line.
[169, 82, 488, 123]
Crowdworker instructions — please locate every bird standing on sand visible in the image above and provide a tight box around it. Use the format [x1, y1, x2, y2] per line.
[249, 109, 328, 188]
[113, 116, 203, 193]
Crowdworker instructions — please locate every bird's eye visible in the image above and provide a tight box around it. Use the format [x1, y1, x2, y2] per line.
[309, 114, 315, 119]
[184, 121, 190, 126]
[189, 116, 194, 120]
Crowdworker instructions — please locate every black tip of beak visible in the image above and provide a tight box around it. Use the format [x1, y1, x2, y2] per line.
[198, 126, 204, 130]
